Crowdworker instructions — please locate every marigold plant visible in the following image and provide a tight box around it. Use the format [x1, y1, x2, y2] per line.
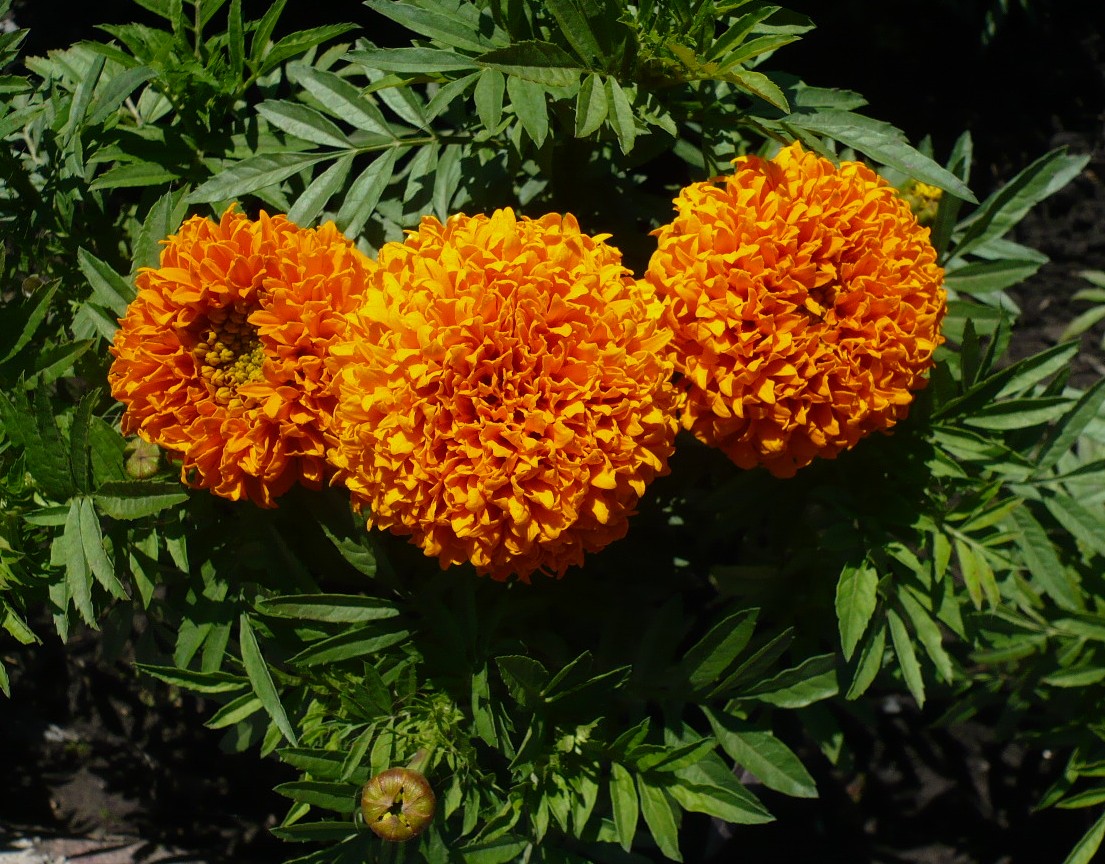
[329, 208, 679, 581]
[646, 141, 947, 477]
[108, 207, 373, 507]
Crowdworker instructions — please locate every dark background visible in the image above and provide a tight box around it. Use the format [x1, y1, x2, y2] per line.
[3, 1, 1105, 862]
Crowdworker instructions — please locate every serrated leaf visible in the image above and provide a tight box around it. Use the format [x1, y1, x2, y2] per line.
[636, 779, 681, 862]
[887, 608, 925, 707]
[1011, 504, 1081, 610]
[77, 248, 134, 317]
[703, 708, 816, 797]
[227, 0, 244, 80]
[791, 110, 975, 202]
[61, 500, 95, 626]
[78, 497, 127, 599]
[255, 594, 399, 623]
[739, 653, 838, 708]
[288, 624, 409, 666]
[364, 0, 497, 53]
[845, 619, 886, 699]
[1061, 809, 1105, 864]
[136, 663, 248, 693]
[724, 68, 789, 111]
[187, 152, 329, 204]
[433, 144, 463, 221]
[288, 153, 354, 226]
[91, 161, 180, 190]
[335, 147, 399, 237]
[954, 148, 1089, 260]
[835, 560, 878, 660]
[945, 258, 1042, 295]
[293, 65, 393, 136]
[896, 588, 954, 683]
[495, 655, 549, 707]
[274, 781, 358, 813]
[259, 25, 359, 75]
[681, 606, 758, 692]
[609, 762, 637, 852]
[94, 480, 189, 519]
[1044, 493, 1105, 559]
[347, 46, 478, 74]
[87, 64, 156, 126]
[257, 100, 353, 149]
[605, 76, 635, 153]
[206, 691, 263, 729]
[574, 72, 608, 137]
[240, 613, 298, 745]
[478, 40, 581, 86]
[506, 74, 548, 146]
[0, 280, 59, 363]
[962, 397, 1070, 430]
[474, 67, 505, 129]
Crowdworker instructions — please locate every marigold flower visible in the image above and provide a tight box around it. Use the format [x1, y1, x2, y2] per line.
[329, 208, 679, 581]
[108, 207, 373, 507]
[646, 142, 946, 477]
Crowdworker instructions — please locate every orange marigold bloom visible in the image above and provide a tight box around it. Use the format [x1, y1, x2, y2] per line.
[329, 208, 679, 581]
[646, 142, 947, 477]
[108, 207, 373, 507]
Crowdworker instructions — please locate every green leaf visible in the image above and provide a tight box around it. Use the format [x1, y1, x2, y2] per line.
[335, 147, 399, 237]
[347, 46, 478, 74]
[270, 821, 356, 842]
[433, 144, 463, 221]
[680, 607, 758, 692]
[425, 71, 479, 120]
[724, 68, 789, 112]
[205, 691, 264, 729]
[91, 161, 180, 190]
[887, 608, 925, 707]
[87, 64, 156, 125]
[790, 110, 976, 202]
[945, 258, 1042, 295]
[259, 25, 358, 75]
[1061, 809, 1105, 864]
[257, 100, 353, 149]
[478, 40, 581, 86]
[68, 391, 96, 494]
[1034, 380, 1105, 475]
[954, 148, 1089, 260]
[0, 280, 59, 363]
[546, 0, 603, 65]
[77, 248, 134, 317]
[288, 153, 354, 226]
[671, 757, 773, 825]
[962, 398, 1071, 430]
[936, 342, 1078, 420]
[61, 500, 96, 626]
[609, 763, 638, 852]
[1044, 494, 1105, 559]
[227, 0, 244, 81]
[896, 588, 954, 683]
[835, 560, 878, 660]
[187, 152, 330, 204]
[288, 624, 409, 666]
[27, 341, 94, 386]
[636, 779, 681, 862]
[65, 52, 105, 138]
[637, 738, 716, 774]
[605, 77, 635, 154]
[132, 189, 188, 272]
[474, 68, 506, 129]
[291, 65, 393, 136]
[703, 708, 817, 797]
[250, 0, 288, 64]
[1011, 504, 1081, 610]
[954, 537, 999, 609]
[255, 594, 399, 623]
[363, 0, 497, 53]
[136, 663, 248, 693]
[239, 613, 299, 746]
[274, 780, 358, 814]
[739, 653, 838, 708]
[94, 480, 189, 519]
[574, 72, 608, 137]
[78, 497, 127, 599]
[506, 74, 548, 146]
[495, 655, 549, 707]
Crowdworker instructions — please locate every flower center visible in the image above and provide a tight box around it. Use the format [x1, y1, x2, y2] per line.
[194, 302, 265, 406]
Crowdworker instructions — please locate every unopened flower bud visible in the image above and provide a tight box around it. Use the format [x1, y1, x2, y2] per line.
[124, 438, 161, 479]
[360, 767, 436, 842]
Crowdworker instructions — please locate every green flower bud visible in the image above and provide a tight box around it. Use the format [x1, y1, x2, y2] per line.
[124, 438, 161, 479]
[360, 767, 436, 842]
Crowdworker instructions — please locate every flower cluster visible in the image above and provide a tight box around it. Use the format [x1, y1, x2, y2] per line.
[108, 207, 373, 507]
[328, 209, 679, 581]
[646, 142, 946, 478]
[107, 140, 945, 577]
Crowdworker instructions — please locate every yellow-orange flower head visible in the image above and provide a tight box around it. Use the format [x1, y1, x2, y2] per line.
[647, 142, 946, 477]
[329, 209, 679, 581]
[108, 207, 373, 507]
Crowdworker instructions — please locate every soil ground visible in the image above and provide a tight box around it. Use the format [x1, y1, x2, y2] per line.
[3, 1, 1105, 862]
